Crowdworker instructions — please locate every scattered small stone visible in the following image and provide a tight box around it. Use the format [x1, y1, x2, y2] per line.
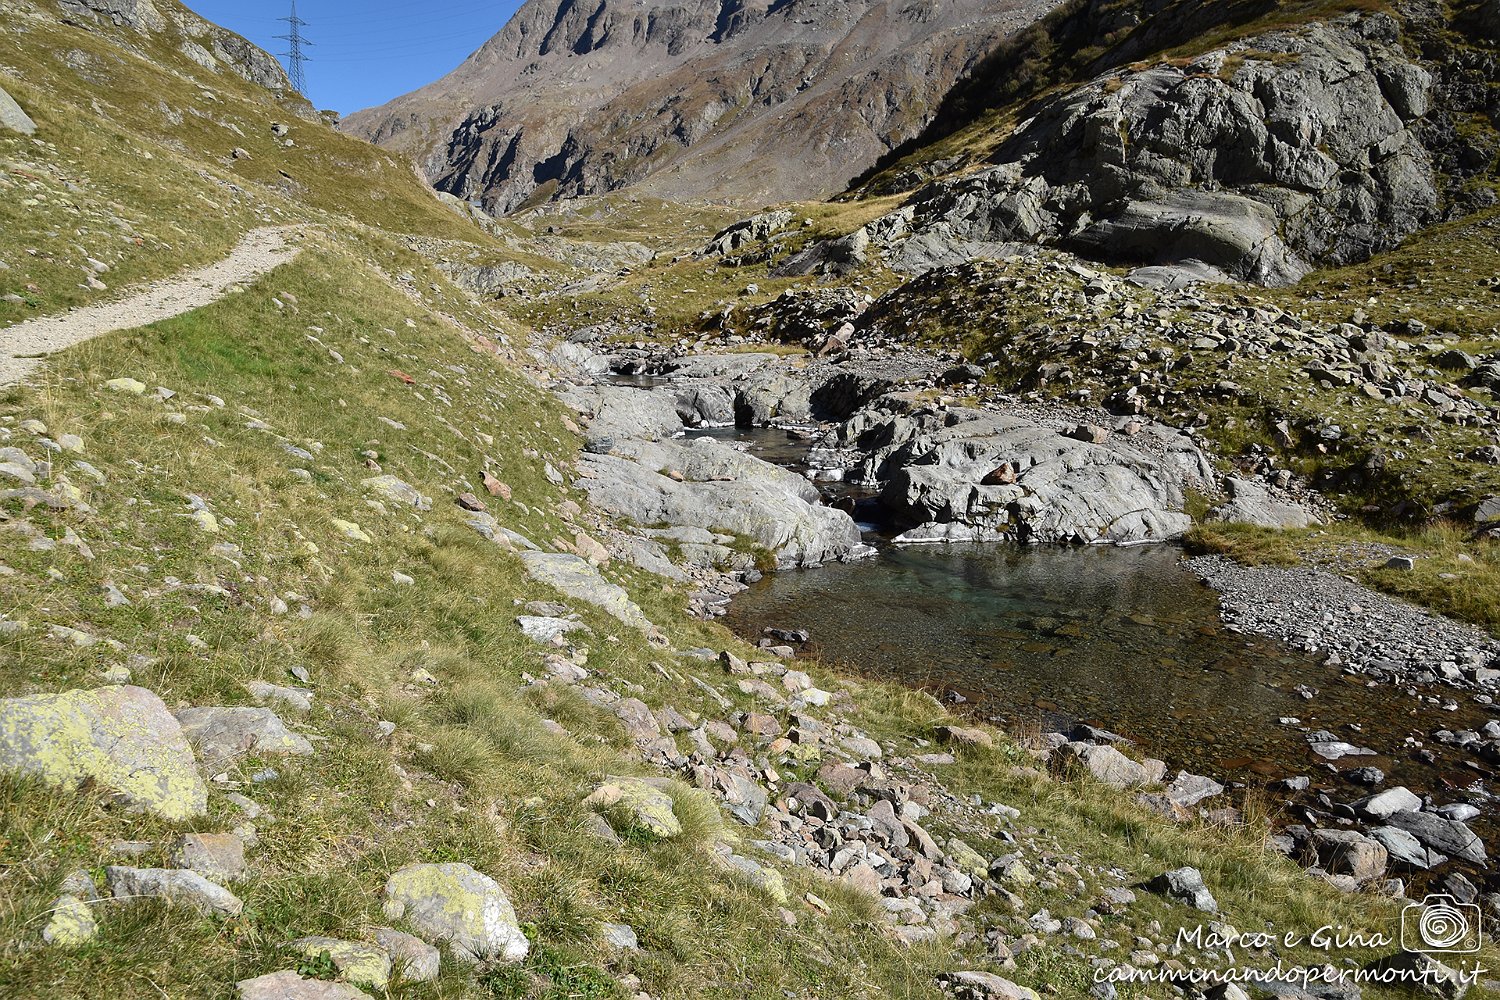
[1148, 867, 1218, 913]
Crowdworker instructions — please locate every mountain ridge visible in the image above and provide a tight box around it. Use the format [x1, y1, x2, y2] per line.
[341, 0, 1058, 213]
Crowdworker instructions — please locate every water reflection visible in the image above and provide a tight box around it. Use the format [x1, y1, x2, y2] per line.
[725, 542, 1487, 802]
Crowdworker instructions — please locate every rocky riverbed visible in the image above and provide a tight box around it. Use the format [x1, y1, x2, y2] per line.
[539, 328, 1500, 913]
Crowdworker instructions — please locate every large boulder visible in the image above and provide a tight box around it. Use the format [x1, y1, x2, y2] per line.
[557, 385, 684, 450]
[105, 866, 243, 916]
[1149, 866, 1219, 913]
[1369, 825, 1445, 869]
[578, 437, 866, 567]
[1208, 478, 1320, 528]
[0, 685, 207, 820]
[1164, 771, 1225, 808]
[834, 406, 1213, 544]
[517, 551, 655, 631]
[381, 863, 529, 964]
[700, 210, 794, 256]
[1058, 742, 1166, 789]
[0, 85, 36, 136]
[1353, 786, 1423, 819]
[1384, 810, 1487, 864]
[585, 777, 683, 839]
[1312, 829, 1388, 883]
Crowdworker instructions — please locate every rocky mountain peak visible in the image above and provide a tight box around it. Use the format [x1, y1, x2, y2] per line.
[342, 0, 1056, 212]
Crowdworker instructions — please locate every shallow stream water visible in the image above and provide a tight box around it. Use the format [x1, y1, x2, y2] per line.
[703, 425, 1492, 828]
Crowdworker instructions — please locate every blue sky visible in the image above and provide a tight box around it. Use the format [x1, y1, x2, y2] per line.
[184, 1, 524, 115]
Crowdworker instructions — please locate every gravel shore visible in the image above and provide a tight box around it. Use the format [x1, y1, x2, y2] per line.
[1187, 554, 1500, 689]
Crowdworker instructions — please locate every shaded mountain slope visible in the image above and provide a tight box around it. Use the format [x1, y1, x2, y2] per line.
[341, 0, 1059, 213]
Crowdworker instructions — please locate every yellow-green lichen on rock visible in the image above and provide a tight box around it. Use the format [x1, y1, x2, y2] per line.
[585, 776, 683, 839]
[288, 937, 393, 990]
[381, 862, 529, 965]
[42, 894, 98, 948]
[331, 518, 372, 543]
[0, 685, 208, 820]
[721, 852, 789, 904]
[946, 837, 990, 880]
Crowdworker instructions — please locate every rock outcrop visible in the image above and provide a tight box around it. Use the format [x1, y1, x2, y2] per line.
[556, 369, 876, 568]
[828, 403, 1214, 544]
[814, 14, 1441, 286]
[518, 551, 657, 632]
[579, 437, 867, 567]
[341, 0, 1056, 212]
[57, 0, 293, 91]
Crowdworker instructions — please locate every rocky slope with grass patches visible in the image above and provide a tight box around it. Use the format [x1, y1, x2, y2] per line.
[340, 0, 1058, 213]
[792, 0, 1500, 288]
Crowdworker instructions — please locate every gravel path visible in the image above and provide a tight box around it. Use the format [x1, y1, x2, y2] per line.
[0, 226, 304, 386]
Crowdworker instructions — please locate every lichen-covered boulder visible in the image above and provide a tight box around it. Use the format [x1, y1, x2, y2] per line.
[0, 685, 208, 820]
[288, 937, 392, 989]
[42, 895, 97, 947]
[381, 863, 529, 964]
[584, 777, 683, 839]
[946, 838, 990, 880]
[721, 852, 788, 903]
[173, 706, 313, 766]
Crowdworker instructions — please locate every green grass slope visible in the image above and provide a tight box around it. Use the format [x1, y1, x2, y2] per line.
[1, 3, 1495, 999]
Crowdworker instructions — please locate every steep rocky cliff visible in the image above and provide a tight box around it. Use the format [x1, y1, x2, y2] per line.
[893, 14, 1441, 285]
[341, 0, 1056, 213]
[779, 6, 1498, 286]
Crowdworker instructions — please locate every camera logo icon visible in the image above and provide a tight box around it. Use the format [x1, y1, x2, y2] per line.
[1402, 894, 1482, 954]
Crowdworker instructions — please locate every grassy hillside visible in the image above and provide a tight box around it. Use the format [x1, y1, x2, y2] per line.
[1, 2, 1495, 999]
[0, 0, 548, 329]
